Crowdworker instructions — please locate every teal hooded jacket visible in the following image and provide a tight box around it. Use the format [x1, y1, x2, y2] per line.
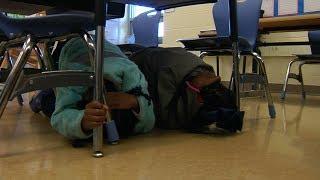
[50, 37, 155, 139]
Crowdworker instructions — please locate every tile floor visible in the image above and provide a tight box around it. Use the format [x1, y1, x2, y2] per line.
[0, 94, 319, 180]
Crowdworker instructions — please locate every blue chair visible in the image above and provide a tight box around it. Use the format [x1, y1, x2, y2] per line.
[132, 10, 161, 47]
[280, 30, 320, 100]
[0, 12, 96, 116]
[118, 10, 161, 56]
[178, 0, 275, 118]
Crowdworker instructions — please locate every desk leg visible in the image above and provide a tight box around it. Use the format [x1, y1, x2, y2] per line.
[92, 0, 106, 158]
[92, 25, 104, 158]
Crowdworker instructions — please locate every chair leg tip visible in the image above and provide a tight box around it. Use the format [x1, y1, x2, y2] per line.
[280, 92, 286, 100]
[268, 105, 276, 119]
[92, 151, 104, 158]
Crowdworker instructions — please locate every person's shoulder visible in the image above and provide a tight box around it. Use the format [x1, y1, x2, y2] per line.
[104, 40, 128, 59]
[59, 37, 91, 70]
[62, 37, 88, 53]
[60, 37, 90, 60]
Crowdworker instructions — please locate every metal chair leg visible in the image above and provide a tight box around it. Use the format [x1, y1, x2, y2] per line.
[0, 35, 35, 118]
[0, 41, 6, 58]
[252, 52, 276, 118]
[34, 45, 46, 70]
[199, 52, 209, 59]
[216, 56, 220, 76]
[0, 42, 8, 68]
[17, 94, 24, 106]
[298, 62, 306, 99]
[83, 33, 96, 64]
[1, 48, 26, 106]
[241, 56, 246, 91]
[6, 50, 25, 105]
[229, 71, 234, 90]
[232, 43, 241, 111]
[6, 51, 14, 69]
[280, 58, 299, 100]
[43, 42, 55, 71]
[242, 56, 247, 74]
[0, 52, 5, 67]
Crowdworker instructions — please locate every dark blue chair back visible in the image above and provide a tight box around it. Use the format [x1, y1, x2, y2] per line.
[132, 10, 161, 47]
[308, 30, 320, 55]
[212, 0, 262, 48]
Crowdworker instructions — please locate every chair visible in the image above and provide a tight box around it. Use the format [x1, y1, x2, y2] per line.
[280, 30, 320, 100]
[0, 12, 97, 119]
[132, 10, 161, 47]
[0, 2, 128, 155]
[118, 10, 161, 56]
[178, 0, 275, 118]
[0, 18, 33, 106]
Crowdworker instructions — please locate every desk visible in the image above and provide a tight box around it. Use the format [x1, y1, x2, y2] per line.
[260, 14, 320, 33]
[199, 14, 320, 46]
[0, 0, 126, 19]
[200, 14, 320, 36]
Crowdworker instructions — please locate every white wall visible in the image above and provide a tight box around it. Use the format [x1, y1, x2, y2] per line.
[161, 4, 320, 86]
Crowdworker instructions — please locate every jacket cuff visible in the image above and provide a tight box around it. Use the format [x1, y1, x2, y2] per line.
[72, 110, 93, 139]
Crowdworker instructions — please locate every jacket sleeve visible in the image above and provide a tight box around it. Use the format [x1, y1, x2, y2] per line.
[102, 57, 155, 134]
[51, 86, 91, 139]
[129, 69, 155, 134]
[50, 38, 92, 139]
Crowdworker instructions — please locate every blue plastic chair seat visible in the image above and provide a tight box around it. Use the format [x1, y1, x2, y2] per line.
[0, 13, 94, 40]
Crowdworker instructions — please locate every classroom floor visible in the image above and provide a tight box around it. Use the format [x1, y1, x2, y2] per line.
[0, 94, 320, 180]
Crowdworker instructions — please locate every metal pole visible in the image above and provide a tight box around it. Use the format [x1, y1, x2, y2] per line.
[229, 0, 241, 111]
[92, 0, 107, 158]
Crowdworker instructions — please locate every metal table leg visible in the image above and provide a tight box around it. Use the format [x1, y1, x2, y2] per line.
[92, 0, 106, 158]
[229, 0, 241, 111]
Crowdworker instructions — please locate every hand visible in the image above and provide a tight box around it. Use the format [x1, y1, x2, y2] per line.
[106, 92, 139, 111]
[81, 101, 108, 132]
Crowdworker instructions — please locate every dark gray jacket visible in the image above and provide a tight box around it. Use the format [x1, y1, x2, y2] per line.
[130, 47, 214, 129]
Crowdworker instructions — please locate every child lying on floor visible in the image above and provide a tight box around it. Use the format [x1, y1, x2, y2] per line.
[50, 37, 155, 139]
[30, 41, 243, 139]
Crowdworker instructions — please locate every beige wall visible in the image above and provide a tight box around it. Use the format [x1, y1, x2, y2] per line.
[161, 4, 320, 86]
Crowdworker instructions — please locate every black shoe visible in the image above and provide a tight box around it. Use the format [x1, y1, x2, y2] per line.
[29, 96, 42, 113]
[216, 111, 244, 133]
